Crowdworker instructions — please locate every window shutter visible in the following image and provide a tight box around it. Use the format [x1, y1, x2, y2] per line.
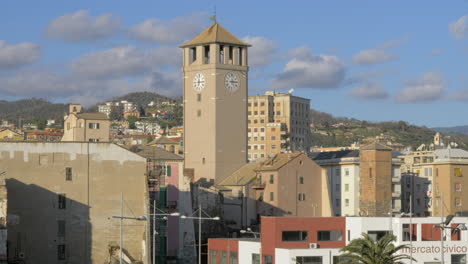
[167, 165, 171, 176]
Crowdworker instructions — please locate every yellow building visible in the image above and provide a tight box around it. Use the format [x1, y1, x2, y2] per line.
[248, 91, 310, 161]
[181, 23, 250, 185]
[0, 128, 22, 141]
[61, 104, 110, 142]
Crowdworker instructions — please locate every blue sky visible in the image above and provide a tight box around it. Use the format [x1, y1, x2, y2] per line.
[0, 0, 467, 127]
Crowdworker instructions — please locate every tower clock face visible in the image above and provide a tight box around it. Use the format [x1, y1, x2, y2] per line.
[224, 72, 239, 93]
[193, 73, 206, 92]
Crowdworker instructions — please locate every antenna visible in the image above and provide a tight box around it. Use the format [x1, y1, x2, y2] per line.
[209, 5, 217, 23]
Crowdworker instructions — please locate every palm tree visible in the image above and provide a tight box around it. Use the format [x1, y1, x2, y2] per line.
[338, 233, 415, 264]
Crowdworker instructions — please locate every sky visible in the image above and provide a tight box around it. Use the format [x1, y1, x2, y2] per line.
[0, 0, 467, 127]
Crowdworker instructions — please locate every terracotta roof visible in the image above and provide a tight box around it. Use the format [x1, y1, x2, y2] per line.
[154, 136, 177, 144]
[180, 23, 251, 48]
[256, 152, 304, 171]
[217, 162, 259, 186]
[125, 145, 183, 160]
[360, 142, 392, 151]
[76, 112, 108, 120]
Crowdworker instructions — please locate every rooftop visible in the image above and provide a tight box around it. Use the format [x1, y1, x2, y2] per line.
[125, 145, 183, 161]
[180, 23, 250, 48]
[76, 112, 108, 120]
[360, 141, 392, 151]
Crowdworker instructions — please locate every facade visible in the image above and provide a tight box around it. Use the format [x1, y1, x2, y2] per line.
[311, 147, 402, 217]
[217, 153, 332, 229]
[399, 148, 468, 217]
[0, 142, 148, 264]
[247, 91, 311, 161]
[181, 23, 250, 185]
[24, 130, 63, 142]
[209, 216, 468, 264]
[127, 145, 196, 263]
[62, 104, 110, 142]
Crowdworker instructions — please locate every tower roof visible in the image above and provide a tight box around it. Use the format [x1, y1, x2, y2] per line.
[180, 23, 251, 48]
[360, 141, 392, 151]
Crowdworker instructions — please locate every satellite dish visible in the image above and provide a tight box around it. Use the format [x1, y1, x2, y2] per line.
[288, 89, 294, 94]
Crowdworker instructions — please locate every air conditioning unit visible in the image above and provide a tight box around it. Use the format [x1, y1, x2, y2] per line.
[309, 243, 318, 249]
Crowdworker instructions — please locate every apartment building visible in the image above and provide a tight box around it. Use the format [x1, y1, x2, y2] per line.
[311, 144, 402, 217]
[217, 152, 332, 229]
[0, 142, 148, 264]
[248, 91, 310, 161]
[62, 104, 110, 142]
[209, 216, 468, 264]
[399, 148, 468, 217]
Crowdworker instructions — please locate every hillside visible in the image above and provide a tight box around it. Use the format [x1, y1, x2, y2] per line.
[309, 110, 468, 150]
[87, 92, 180, 111]
[432, 125, 468, 135]
[0, 98, 67, 122]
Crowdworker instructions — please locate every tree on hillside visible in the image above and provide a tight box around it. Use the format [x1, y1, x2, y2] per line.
[338, 233, 414, 264]
[127, 116, 138, 129]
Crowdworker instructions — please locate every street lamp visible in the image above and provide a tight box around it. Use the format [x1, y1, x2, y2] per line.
[180, 204, 219, 264]
[150, 200, 180, 264]
[112, 193, 147, 264]
[401, 211, 414, 264]
[240, 228, 260, 238]
[434, 213, 467, 264]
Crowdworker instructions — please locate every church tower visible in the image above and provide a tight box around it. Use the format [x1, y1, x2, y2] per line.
[181, 23, 250, 185]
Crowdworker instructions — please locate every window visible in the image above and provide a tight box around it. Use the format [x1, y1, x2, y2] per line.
[402, 224, 417, 241]
[455, 183, 462, 192]
[455, 168, 463, 177]
[197, 93, 202, 102]
[335, 168, 340, 176]
[89, 138, 99, 142]
[210, 250, 217, 264]
[276, 111, 281, 115]
[204, 45, 210, 64]
[57, 244, 66, 260]
[345, 169, 349, 176]
[271, 136, 276, 140]
[202, 157, 205, 164]
[271, 144, 276, 149]
[88, 123, 100, 129]
[299, 176, 304, 184]
[260, 128, 265, 132]
[220, 251, 227, 264]
[369, 168, 373, 178]
[58, 220, 66, 237]
[260, 119, 264, 123]
[229, 46, 233, 62]
[269, 175, 274, 184]
[344, 184, 349, 192]
[296, 256, 322, 264]
[230, 252, 237, 264]
[318, 230, 343, 241]
[58, 194, 66, 209]
[197, 110, 201, 117]
[270, 192, 274, 201]
[65, 167, 72, 181]
[282, 231, 308, 241]
[451, 254, 466, 264]
[298, 193, 305, 201]
[335, 199, 340, 207]
[260, 111, 265, 115]
[425, 167, 433, 177]
[190, 47, 197, 63]
[264, 255, 273, 264]
[254, 111, 258, 115]
[219, 45, 224, 64]
[455, 198, 462, 207]
[333, 256, 352, 264]
[238, 47, 243, 65]
[335, 184, 340, 192]
[252, 254, 260, 264]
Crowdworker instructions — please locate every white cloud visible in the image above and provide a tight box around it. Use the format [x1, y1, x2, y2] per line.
[396, 71, 447, 103]
[449, 15, 468, 40]
[349, 83, 389, 100]
[0, 68, 181, 106]
[353, 49, 398, 65]
[0, 41, 41, 70]
[128, 13, 206, 44]
[241, 36, 276, 67]
[46, 10, 121, 42]
[272, 47, 345, 89]
[353, 38, 407, 65]
[450, 88, 468, 101]
[68, 46, 180, 79]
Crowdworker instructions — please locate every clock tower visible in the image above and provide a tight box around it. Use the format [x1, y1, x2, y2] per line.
[181, 23, 250, 185]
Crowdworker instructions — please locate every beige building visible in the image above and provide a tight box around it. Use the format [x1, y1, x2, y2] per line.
[217, 152, 332, 229]
[248, 91, 310, 161]
[0, 142, 148, 264]
[62, 104, 110, 142]
[181, 23, 249, 185]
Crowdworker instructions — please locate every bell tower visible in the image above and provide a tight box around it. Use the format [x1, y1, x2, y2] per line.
[181, 23, 250, 185]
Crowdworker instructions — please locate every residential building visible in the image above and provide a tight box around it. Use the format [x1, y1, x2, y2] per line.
[24, 130, 63, 142]
[135, 121, 161, 135]
[127, 145, 196, 262]
[310, 145, 402, 217]
[181, 23, 250, 185]
[209, 216, 468, 264]
[150, 136, 183, 156]
[0, 142, 148, 264]
[62, 104, 110, 142]
[248, 91, 311, 161]
[216, 152, 332, 229]
[0, 129, 22, 140]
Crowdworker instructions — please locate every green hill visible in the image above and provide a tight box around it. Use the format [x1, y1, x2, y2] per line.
[0, 98, 67, 122]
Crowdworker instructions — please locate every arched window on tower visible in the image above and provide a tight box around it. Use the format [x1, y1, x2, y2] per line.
[219, 45, 224, 64]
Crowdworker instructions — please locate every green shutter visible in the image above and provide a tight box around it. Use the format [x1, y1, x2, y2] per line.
[166, 165, 171, 176]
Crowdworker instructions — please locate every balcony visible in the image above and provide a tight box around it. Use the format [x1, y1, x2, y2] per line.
[251, 179, 265, 190]
[392, 192, 401, 198]
[392, 177, 400, 183]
